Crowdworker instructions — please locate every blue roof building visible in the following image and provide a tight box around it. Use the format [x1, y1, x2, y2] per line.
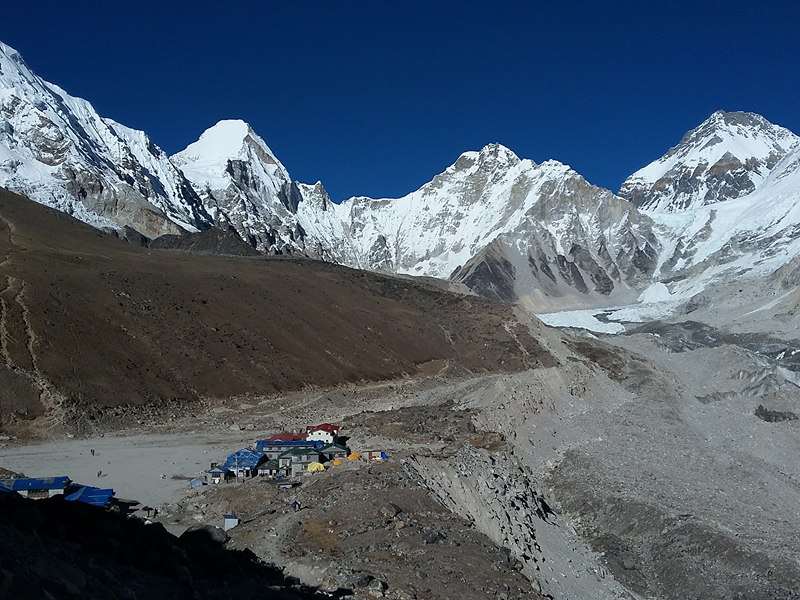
[222, 449, 266, 476]
[64, 485, 115, 508]
[0, 476, 71, 498]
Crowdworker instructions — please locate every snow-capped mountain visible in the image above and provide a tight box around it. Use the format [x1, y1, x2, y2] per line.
[650, 143, 800, 298]
[620, 111, 799, 212]
[172, 120, 312, 255]
[3, 37, 799, 312]
[298, 144, 659, 307]
[608, 110, 800, 318]
[171, 133, 659, 306]
[0, 41, 211, 238]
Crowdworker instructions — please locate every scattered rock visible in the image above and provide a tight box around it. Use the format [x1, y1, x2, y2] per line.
[755, 404, 798, 423]
[347, 573, 374, 588]
[380, 503, 402, 519]
[422, 529, 446, 545]
[367, 577, 388, 597]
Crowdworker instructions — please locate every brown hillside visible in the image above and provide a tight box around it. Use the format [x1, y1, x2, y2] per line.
[0, 189, 554, 435]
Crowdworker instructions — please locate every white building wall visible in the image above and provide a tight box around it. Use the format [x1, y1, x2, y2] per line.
[306, 430, 334, 444]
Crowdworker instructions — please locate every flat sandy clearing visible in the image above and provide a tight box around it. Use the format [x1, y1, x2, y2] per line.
[0, 430, 253, 506]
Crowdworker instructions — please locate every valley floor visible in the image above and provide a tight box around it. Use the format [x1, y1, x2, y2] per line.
[2, 318, 800, 599]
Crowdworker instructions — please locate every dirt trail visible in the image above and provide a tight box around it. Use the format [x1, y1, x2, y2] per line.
[0, 276, 12, 368]
[0, 277, 35, 372]
[0, 211, 15, 270]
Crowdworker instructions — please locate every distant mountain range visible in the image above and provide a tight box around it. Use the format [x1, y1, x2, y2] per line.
[1, 40, 798, 311]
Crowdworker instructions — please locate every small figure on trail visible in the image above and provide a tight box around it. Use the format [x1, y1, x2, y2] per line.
[90, 448, 95, 456]
[291, 499, 301, 513]
[97, 470, 102, 478]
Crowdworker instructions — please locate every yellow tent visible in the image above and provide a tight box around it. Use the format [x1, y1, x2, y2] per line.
[331, 458, 344, 466]
[347, 451, 362, 461]
[307, 462, 325, 473]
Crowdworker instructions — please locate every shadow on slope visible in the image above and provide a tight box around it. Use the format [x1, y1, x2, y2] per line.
[0, 492, 341, 600]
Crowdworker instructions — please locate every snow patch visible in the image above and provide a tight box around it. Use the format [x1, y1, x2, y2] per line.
[536, 310, 625, 334]
[638, 282, 672, 303]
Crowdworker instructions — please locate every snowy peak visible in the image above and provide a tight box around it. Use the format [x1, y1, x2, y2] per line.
[674, 110, 796, 161]
[443, 143, 523, 180]
[620, 110, 799, 212]
[172, 120, 305, 254]
[172, 119, 289, 190]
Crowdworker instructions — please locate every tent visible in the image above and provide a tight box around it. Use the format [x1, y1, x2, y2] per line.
[347, 451, 361, 461]
[307, 462, 325, 473]
[331, 458, 344, 466]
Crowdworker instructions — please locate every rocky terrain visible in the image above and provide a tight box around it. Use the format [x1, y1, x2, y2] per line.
[2, 296, 799, 600]
[163, 460, 537, 600]
[0, 491, 337, 600]
[43, 309, 782, 600]
[0, 188, 552, 438]
[1, 32, 800, 600]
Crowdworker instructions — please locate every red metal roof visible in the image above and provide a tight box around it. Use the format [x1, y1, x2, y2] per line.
[306, 423, 340, 433]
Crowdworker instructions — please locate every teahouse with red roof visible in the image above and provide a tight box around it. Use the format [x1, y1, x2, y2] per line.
[306, 423, 340, 445]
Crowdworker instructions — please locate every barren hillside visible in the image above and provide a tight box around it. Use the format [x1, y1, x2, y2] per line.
[0, 188, 553, 436]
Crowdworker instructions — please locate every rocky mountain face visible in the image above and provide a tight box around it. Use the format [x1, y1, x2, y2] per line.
[172, 120, 312, 255]
[171, 130, 660, 307]
[633, 122, 800, 301]
[298, 146, 660, 308]
[620, 111, 799, 212]
[0, 42, 211, 238]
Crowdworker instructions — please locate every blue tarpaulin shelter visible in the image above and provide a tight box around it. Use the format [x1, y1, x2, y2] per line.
[64, 485, 115, 508]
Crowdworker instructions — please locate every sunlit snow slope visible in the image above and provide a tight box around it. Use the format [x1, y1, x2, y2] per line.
[0, 42, 210, 238]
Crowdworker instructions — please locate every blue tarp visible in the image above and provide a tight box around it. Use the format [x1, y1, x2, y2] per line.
[64, 485, 115, 508]
[0, 476, 70, 493]
[255, 439, 324, 452]
[222, 448, 265, 471]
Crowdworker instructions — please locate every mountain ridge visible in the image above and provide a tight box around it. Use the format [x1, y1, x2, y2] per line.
[620, 110, 799, 212]
[0, 41, 212, 238]
[2, 39, 800, 312]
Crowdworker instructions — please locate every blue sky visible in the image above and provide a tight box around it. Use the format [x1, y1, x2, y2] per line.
[2, 1, 798, 201]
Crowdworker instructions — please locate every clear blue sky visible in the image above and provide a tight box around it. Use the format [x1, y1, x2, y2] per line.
[2, 1, 798, 201]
